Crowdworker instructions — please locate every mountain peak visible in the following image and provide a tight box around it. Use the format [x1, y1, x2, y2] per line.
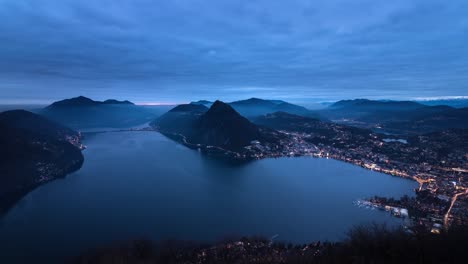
[205, 100, 249, 121]
[245, 97, 265, 102]
[190, 100, 261, 151]
[48, 96, 97, 108]
[208, 100, 236, 113]
[67, 96, 94, 103]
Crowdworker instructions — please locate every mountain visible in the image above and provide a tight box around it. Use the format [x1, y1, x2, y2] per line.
[47, 96, 135, 108]
[229, 98, 314, 118]
[152, 101, 285, 157]
[319, 99, 466, 134]
[0, 110, 84, 214]
[0, 109, 79, 139]
[383, 107, 468, 135]
[41, 96, 156, 129]
[323, 99, 427, 121]
[48, 96, 98, 107]
[189, 101, 264, 151]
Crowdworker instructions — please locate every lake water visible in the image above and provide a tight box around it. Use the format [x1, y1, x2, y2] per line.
[0, 131, 417, 263]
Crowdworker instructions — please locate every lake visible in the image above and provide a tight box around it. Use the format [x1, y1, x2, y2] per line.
[0, 131, 417, 263]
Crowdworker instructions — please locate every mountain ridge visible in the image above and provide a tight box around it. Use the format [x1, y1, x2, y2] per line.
[48, 96, 134, 108]
[319, 99, 466, 134]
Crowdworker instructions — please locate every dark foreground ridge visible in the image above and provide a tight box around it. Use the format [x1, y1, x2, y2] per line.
[72, 224, 468, 264]
[0, 110, 84, 214]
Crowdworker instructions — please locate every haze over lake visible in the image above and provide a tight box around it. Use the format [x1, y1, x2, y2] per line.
[0, 131, 417, 263]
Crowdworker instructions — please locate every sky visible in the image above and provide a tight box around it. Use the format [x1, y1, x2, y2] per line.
[0, 0, 467, 105]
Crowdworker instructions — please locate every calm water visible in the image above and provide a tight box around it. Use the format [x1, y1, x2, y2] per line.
[0, 131, 417, 263]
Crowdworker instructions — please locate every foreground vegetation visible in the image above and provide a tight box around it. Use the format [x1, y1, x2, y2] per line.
[72, 224, 468, 264]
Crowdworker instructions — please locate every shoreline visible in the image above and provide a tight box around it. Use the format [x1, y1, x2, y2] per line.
[151, 128, 466, 231]
[75, 128, 467, 232]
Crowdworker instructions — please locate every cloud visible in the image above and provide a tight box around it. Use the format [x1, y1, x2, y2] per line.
[0, 0, 467, 103]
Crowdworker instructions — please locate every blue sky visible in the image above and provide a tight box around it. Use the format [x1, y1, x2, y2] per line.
[0, 0, 467, 105]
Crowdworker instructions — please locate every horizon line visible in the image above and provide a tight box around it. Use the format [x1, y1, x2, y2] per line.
[0, 95, 467, 106]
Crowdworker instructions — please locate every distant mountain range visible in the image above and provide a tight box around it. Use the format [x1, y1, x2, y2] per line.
[190, 98, 318, 119]
[328, 99, 424, 111]
[48, 96, 134, 108]
[229, 98, 313, 118]
[155, 97, 468, 159]
[40, 96, 161, 129]
[169, 97, 468, 138]
[416, 98, 468, 108]
[0, 110, 84, 214]
[318, 99, 468, 135]
[37, 96, 468, 135]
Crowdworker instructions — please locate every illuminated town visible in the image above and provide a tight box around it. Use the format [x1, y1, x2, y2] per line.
[156, 123, 467, 234]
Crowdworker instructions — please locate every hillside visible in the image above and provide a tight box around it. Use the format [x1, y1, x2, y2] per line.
[189, 101, 264, 151]
[254, 111, 374, 147]
[152, 101, 285, 157]
[0, 110, 84, 214]
[320, 99, 467, 134]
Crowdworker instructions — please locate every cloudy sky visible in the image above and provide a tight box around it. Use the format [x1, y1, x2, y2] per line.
[0, 0, 467, 105]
